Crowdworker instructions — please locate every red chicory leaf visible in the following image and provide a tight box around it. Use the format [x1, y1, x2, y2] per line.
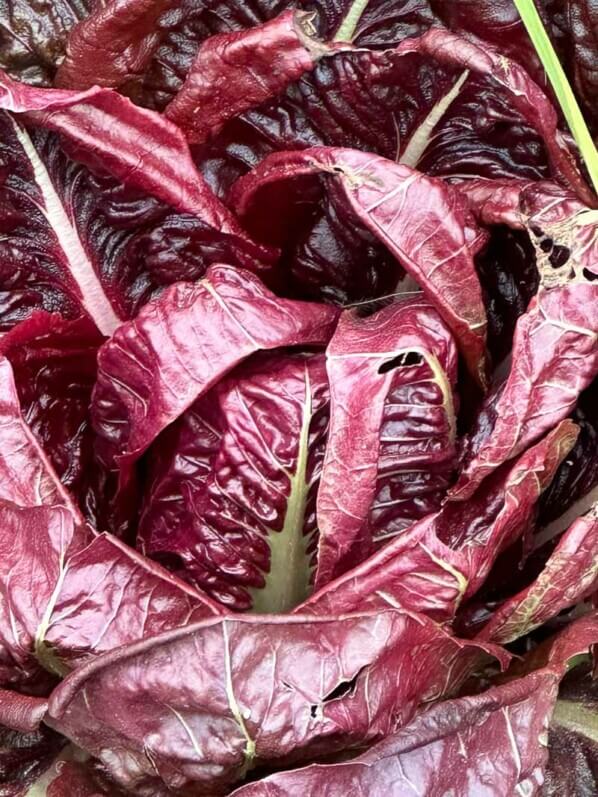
[230, 668, 559, 797]
[46, 609, 507, 794]
[54, 0, 179, 96]
[231, 147, 489, 384]
[0, 0, 88, 86]
[164, 10, 333, 145]
[301, 419, 576, 621]
[0, 356, 80, 520]
[314, 296, 458, 587]
[0, 500, 220, 691]
[477, 504, 598, 644]
[395, 27, 594, 205]
[91, 265, 339, 473]
[453, 281, 598, 500]
[0, 70, 273, 335]
[138, 351, 329, 612]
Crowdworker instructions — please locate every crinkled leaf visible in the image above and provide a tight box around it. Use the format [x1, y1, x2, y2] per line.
[453, 282, 598, 500]
[0, 74, 270, 334]
[54, 0, 178, 96]
[314, 297, 458, 586]
[0, 356, 79, 519]
[477, 504, 598, 644]
[46, 609, 506, 794]
[91, 265, 339, 473]
[0, 314, 106, 521]
[0, 502, 219, 691]
[0, 0, 88, 86]
[54, 0, 291, 110]
[139, 351, 329, 612]
[230, 667, 558, 797]
[544, 661, 598, 797]
[231, 147, 488, 383]
[165, 10, 331, 145]
[549, 0, 598, 140]
[302, 420, 576, 621]
[197, 24, 590, 204]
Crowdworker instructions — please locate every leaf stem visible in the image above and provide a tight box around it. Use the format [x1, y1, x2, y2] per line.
[514, 0, 598, 198]
[334, 0, 370, 42]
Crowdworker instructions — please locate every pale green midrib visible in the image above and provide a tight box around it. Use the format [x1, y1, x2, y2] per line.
[222, 620, 256, 773]
[334, 0, 370, 42]
[400, 70, 470, 168]
[552, 700, 598, 744]
[250, 368, 314, 614]
[34, 557, 70, 677]
[513, 0, 598, 197]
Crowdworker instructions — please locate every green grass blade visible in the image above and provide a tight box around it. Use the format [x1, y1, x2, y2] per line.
[514, 0, 598, 198]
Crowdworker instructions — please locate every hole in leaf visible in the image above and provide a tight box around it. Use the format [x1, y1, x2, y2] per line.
[323, 670, 363, 702]
[583, 268, 598, 282]
[549, 245, 570, 269]
[378, 351, 424, 374]
[530, 225, 544, 238]
[539, 237, 553, 253]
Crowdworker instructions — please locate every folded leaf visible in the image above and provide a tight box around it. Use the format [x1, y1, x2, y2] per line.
[302, 420, 576, 620]
[0, 71, 271, 334]
[477, 504, 598, 644]
[46, 609, 506, 794]
[231, 147, 488, 383]
[231, 613, 598, 796]
[197, 23, 590, 204]
[139, 351, 329, 612]
[230, 667, 559, 797]
[54, 0, 178, 96]
[0, 502, 219, 690]
[91, 265, 339, 472]
[165, 10, 331, 144]
[395, 28, 593, 204]
[453, 281, 598, 500]
[54, 0, 291, 110]
[314, 297, 458, 586]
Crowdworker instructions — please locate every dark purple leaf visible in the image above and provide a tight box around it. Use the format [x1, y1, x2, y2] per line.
[547, 0, 598, 139]
[301, 419, 576, 621]
[0, 723, 65, 797]
[165, 10, 333, 145]
[46, 609, 506, 794]
[0, 72, 271, 334]
[91, 265, 339, 473]
[314, 296, 458, 586]
[231, 147, 488, 383]
[0, 356, 80, 519]
[0, 0, 89, 86]
[543, 660, 598, 797]
[139, 351, 329, 612]
[197, 24, 590, 203]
